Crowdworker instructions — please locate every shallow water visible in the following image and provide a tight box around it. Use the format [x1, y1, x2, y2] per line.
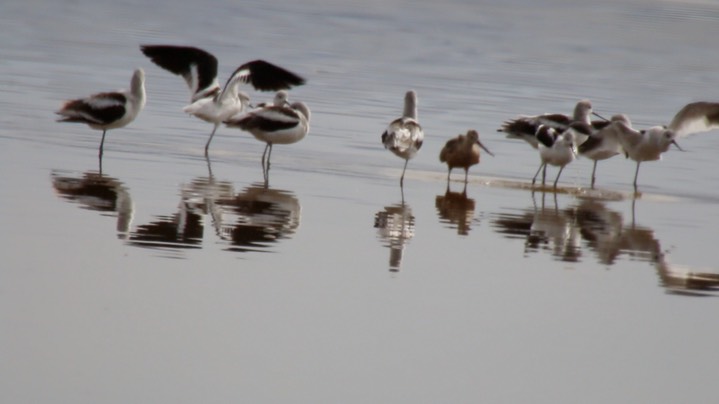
[3, 0, 719, 402]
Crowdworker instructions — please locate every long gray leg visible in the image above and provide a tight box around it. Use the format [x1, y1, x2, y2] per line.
[400, 159, 409, 187]
[98, 129, 107, 158]
[204, 124, 219, 156]
[532, 163, 545, 186]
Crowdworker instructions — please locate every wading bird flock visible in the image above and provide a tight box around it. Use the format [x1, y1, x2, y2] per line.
[56, 45, 719, 191]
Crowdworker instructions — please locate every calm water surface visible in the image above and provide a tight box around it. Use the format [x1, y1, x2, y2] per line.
[2, 0, 719, 402]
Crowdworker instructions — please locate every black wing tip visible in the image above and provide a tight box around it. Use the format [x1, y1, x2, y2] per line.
[239, 60, 307, 91]
[139, 44, 169, 57]
[140, 44, 204, 53]
[139, 44, 217, 64]
[56, 116, 89, 124]
[223, 116, 249, 128]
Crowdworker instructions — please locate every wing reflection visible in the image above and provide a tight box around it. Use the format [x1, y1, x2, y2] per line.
[127, 170, 235, 250]
[492, 192, 582, 262]
[655, 260, 719, 297]
[127, 201, 205, 249]
[215, 182, 301, 253]
[609, 222, 719, 296]
[375, 201, 415, 272]
[492, 194, 719, 295]
[436, 188, 477, 236]
[51, 170, 133, 238]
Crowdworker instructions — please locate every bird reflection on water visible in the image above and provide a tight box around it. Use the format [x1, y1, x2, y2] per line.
[656, 260, 719, 297]
[128, 158, 235, 250]
[493, 192, 582, 262]
[435, 188, 477, 236]
[374, 197, 415, 273]
[51, 169, 133, 239]
[215, 182, 301, 253]
[127, 179, 227, 250]
[127, 158, 301, 254]
[492, 193, 719, 295]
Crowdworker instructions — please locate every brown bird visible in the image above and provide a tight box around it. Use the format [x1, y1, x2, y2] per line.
[439, 129, 494, 185]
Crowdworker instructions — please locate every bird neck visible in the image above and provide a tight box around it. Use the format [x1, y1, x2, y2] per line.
[131, 71, 146, 104]
[292, 102, 311, 123]
[573, 104, 591, 125]
[403, 102, 417, 120]
[218, 81, 240, 104]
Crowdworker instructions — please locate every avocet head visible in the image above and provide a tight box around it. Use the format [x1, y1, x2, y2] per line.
[611, 114, 632, 126]
[274, 90, 290, 107]
[559, 131, 577, 155]
[645, 126, 683, 153]
[574, 99, 593, 121]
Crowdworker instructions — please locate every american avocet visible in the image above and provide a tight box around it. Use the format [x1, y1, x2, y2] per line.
[577, 114, 629, 187]
[439, 129, 494, 186]
[382, 90, 424, 186]
[532, 125, 577, 188]
[56, 68, 146, 158]
[224, 91, 310, 177]
[498, 99, 602, 148]
[610, 105, 710, 189]
[612, 123, 680, 190]
[139, 45, 305, 154]
[608, 102, 719, 190]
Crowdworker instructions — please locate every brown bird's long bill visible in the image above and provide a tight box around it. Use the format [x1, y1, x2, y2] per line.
[478, 141, 495, 157]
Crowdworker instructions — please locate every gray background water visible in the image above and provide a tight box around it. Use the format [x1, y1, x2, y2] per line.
[2, 0, 719, 402]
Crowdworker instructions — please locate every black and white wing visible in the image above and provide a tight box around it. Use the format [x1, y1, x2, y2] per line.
[535, 125, 559, 148]
[221, 59, 306, 96]
[140, 45, 220, 102]
[667, 101, 719, 138]
[56, 92, 127, 125]
[498, 118, 540, 148]
[534, 113, 572, 130]
[382, 117, 424, 153]
[225, 105, 300, 131]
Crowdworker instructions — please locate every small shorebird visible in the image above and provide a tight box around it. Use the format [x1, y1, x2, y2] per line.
[439, 129, 494, 186]
[613, 101, 719, 190]
[498, 99, 603, 148]
[56, 68, 146, 159]
[224, 91, 310, 179]
[613, 123, 681, 190]
[140, 45, 305, 154]
[381, 90, 424, 186]
[577, 114, 629, 187]
[532, 125, 577, 188]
